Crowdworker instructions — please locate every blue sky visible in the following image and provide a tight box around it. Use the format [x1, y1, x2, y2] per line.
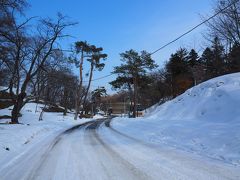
[27, 0, 213, 94]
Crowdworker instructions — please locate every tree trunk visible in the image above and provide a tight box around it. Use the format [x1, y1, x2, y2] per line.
[11, 103, 20, 124]
[39, 104, 46, 121]
[127, 83, 133, 118]
[74, 51, 84, 120]
[133, 76, 138, 118]
[63, 87, 68, 116]
[11, 92, 26, 124]
[9, 79, 15, 97]
[74, 90, 79, 120]
[82, 62, 94, 113]
[10, 73, 30, 123]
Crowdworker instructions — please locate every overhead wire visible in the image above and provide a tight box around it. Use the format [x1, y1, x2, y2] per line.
[57, 0, 239, 82]
[150, 0, 239, 55]
[89, 0, 240, 81]
[82, 73, 114, 83]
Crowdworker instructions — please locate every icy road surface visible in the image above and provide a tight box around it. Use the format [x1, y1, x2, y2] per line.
[1, 118, 239, 180]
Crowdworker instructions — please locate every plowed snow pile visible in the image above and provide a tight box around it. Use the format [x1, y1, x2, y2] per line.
[112, 73, 240, 165]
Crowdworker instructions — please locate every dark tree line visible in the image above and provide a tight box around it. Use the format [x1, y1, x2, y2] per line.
[136, 36, 240, 109]
[110, 36, 240, 115]
[108, 0, 240, 116]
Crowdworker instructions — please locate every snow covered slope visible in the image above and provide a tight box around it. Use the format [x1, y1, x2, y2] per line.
[112, 73, 240, 165]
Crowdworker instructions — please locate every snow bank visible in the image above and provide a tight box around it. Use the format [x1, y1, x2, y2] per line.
[112, 73, 240, 166]
[0, 102, 89, 167]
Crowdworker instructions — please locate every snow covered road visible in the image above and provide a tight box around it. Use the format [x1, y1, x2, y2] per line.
[1, 118, 239, 180]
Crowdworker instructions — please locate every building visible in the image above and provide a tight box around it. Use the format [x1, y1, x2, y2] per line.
[108, 102, 144, 117]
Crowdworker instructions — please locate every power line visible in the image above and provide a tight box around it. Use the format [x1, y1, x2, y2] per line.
[56, 0, 239, 82]
[150, 0, 239, 55]
[82, 73, 114, 82]
[91, 73, 114, 81]
[91, 0, 239, 81]
[85, 0, 239, 81]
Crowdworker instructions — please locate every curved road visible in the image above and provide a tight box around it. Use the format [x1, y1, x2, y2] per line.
[1, 118, 240, 180]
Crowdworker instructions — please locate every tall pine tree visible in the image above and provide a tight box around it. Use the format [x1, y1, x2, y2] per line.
[110, 49, 157, 118]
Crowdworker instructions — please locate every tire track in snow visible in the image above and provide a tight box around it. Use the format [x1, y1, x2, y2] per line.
[25, 120, 97, 180]
[26, 118, 150, 180]
[1, 118, 239, 180]
[84, 120, 151, 180]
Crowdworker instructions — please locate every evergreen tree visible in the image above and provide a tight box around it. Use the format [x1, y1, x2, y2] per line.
[72, 41, 93, 120]
[200, 47, 214, 79]
[200, 37, 226, 79]
[82, 46, 107, 114]
[187, 49, 199, 67]
[91, 87, 107, 114]
[72, 42, 107, 119]
[187, 49, 202, 85]
[110, 49, 157, 118]
[227, 43, 240, 73]
[165, 48, 193, 96]
[211, 37, 226, 76]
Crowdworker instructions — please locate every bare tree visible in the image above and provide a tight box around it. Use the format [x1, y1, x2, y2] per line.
[206, 0, 240, 49]
[0, 0, 27, 12]
[0, 13, 74, 123]
[0, 0, 27, 88]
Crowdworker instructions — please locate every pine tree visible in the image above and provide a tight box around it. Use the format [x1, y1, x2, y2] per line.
[110, 49, 157, 118]
[201, 47, 214, 79]
[165, 48, 193, 96]
[187, 49, 202, 85]
[73, 41, 93, 120]
[91, 87, 107, 115]
[187, 49, 199, 67]
[211, 37, 226, 76]
[200, 38, 226, 80]
[82, 46, 107, 114]
[72, 42, 107, 119]
[227, 43, 240, 73]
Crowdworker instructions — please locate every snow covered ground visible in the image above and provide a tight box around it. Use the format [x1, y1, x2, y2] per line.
[0, 73, 239, 180]
[1, 119, 239, 180]
[0, 102, 92, 169]
[112, 73, 240, 166]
